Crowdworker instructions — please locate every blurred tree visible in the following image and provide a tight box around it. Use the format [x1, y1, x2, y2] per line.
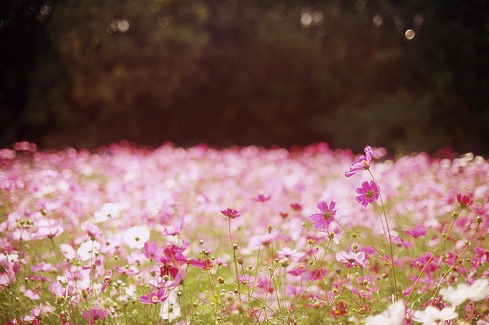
[24, 0, 209, 147]
[1, 0, 487, 154]
[0, 0, 51, 147]
[399, 0, 489, 154]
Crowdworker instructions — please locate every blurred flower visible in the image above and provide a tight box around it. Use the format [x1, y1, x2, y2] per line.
[82, 222, 103, 240]
[20, 285, 41, 300]
[162, 221, 184, 236]
[221, 208, 240, 219]
[94, 202, 121, 223]
[23, 303, 55, 323]
[144, 242, 164, 261]
[13, 141, 37, 152]
[139, 288, 168, 304]
[355, 181, 380, 207]
[309, 200, 337, 231]
[345, 146, 374, 177]
[160, 290, 181, 322]
[123, 226, 150, 249]
[405, 224, 427, 238]
[82, 307, 109, 325]
[0, 254, 19, 286]
[31, 220, 64, 240]
[336, 250, 367, 268]
[440, 279, 489, 306]
[364, 300, 405, 325]
[77, 241, 101, 261]
[253, 194, 271, 202]
[411, 305, 457, 323]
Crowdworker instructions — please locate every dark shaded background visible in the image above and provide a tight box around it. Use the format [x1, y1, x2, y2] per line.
[1, 0, 488, 155]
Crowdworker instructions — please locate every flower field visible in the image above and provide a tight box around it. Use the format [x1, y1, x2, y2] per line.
[0, 141, 488, 324]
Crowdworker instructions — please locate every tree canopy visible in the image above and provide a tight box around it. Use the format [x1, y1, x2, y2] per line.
[1, 0, 488, 154]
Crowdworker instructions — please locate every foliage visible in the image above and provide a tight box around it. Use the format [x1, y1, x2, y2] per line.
[0, 1, 488, 153]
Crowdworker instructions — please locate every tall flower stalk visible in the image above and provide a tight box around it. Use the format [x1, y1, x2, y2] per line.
[221, 208, 241, 291]
[346, 146, 398, 300]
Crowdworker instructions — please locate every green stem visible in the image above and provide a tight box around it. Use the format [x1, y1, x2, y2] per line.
[368, 170, 398, 300]
[228, 219, 241, 291]
[406, 207, 463, 307]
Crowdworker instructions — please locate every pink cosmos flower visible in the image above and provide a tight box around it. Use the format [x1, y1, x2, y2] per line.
[309, 200, 337, 231]
[162, 221, 184, 236]
[355, 181, 380, 207]
[82, 222, 103, 240]
[139, 288, 168, 304]
[23, 303, 55, 323]
[336, 250, 367, 268]
[253, 194, 271, 202]
[0, 254, 19, 286]
[31, 220, 64, 240]
[456, 193, 473, 208]
[144, 242, 164, 261]
[20, 286, 41, 300]
[345, 146, 374, 177]
[405, 224, 427, 238]
[221, 208, 240, 219]
[82, 307, 110, 325]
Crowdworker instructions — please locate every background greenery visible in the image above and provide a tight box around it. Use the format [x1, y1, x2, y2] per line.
[1, 0, 488, 154]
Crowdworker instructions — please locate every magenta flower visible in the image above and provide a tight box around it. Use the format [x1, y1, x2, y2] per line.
[456, 193, 473, 208]
[221, 208, 240, 219]
[309, 200, 337, 231]
[355, 181, 380, 207]
[144, 242, 164, 261]
[139, 288, 168, 304]
[345, 146, 374, 177]
[336, 250, 367, 268]
[253, 194, 271, 202]
[82, 307, 109, 325]
[405, 224, 427, 238]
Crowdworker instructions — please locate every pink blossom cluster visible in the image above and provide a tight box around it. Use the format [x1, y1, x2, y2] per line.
[0, 141, 488, 324]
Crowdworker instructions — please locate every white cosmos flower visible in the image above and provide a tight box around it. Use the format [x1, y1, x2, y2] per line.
[411, 305, 457, 324]
[364, 300, 405, 325]
[123, 226, 150, 249]
[160, 290, 181, 322]
[59, 244, 76, 260]
[440, 279, 489, 306]
[94, 202, 122, 223]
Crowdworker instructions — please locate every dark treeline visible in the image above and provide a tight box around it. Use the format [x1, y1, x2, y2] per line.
[1, 0, 488, 155]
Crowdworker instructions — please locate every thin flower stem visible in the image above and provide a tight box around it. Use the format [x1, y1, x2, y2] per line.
[430, 220, 481, 303]
[406, 207, 463, 307]
[315, 289, 344, 325]
[249, 245, 261, 301]
[292, 238, 332, 307]
[368, 169, 398, 300]
[50, 237, 68, 284]
[228, 219, 241, 291]
[255, 263, 278, 324]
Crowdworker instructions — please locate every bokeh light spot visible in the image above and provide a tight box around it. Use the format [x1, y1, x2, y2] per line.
[405, 29, 416, 40]
[373, 14, 383, 26]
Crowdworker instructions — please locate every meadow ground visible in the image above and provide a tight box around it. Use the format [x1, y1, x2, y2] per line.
[0, 142, 488, 324]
